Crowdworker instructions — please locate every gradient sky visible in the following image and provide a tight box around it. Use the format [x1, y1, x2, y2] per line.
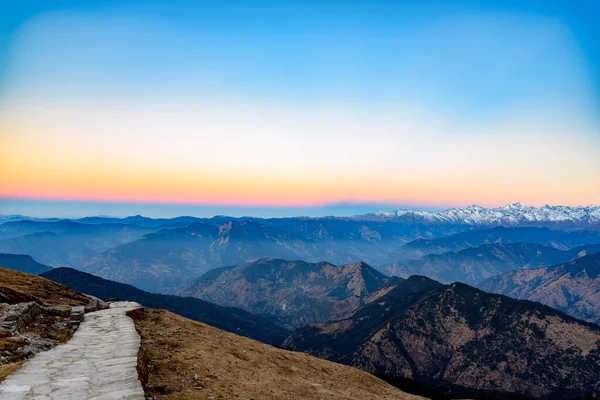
[1, 0, 599, 218]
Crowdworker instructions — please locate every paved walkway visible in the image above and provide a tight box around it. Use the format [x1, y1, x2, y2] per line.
[0, 302, 145, 400]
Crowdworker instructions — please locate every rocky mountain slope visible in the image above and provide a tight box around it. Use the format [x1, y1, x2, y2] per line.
[365, 203, 600, 228]
[177, 258, 400, 328]
[129, 307, 426, 400]
[394, 226, 600, 260]
[479, 252, 600, 324]
[0, 254, 52, 275]
[41, 267, 290, 345]
[285, 276, 600, 399]
[382, 243, 600, 285]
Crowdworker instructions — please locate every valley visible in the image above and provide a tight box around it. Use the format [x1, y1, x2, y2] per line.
[1, 203, 600, 399]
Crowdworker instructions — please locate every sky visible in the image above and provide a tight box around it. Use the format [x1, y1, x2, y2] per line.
[0, 0, 599, 218]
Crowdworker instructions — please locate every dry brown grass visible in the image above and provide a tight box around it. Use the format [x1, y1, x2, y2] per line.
[0, 267, 90, 306]
[129, 308, 426, 400]
[0, 360, 24, 383]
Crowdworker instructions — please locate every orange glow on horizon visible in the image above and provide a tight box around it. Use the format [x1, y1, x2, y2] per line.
[2, 94, 599, 210]
[2, 160, 598, 209]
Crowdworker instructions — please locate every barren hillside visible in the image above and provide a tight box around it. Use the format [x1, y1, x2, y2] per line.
[129, 308, 426, 400]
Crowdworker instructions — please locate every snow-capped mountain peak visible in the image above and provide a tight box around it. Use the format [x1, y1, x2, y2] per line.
[362, 203, 600, 226]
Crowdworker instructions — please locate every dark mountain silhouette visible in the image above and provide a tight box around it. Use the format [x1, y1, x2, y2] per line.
[41, 267, 290, 346]
[0, 253, 52, 275]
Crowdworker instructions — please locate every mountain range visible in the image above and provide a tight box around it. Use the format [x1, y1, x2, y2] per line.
[0, 264, 421, 400]
[285, 275, 600, 399]
[1, 204, 599, 295]
[393, 226, 600, 260]
[479, 252, 600, 324]
[382, 242, 600, 285]
[364, 203, 600, 228]
[75, 224, 600, 293]
[0, 220, 155, 268]
[177, 258, 399, 328]
[78, 218, 465, 293]
[9, 249, 600, 399]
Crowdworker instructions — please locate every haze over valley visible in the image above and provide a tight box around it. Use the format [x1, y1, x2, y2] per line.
[1, 0, 600, 398]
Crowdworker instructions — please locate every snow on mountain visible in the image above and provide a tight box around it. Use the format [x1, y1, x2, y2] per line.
[362, 203, 600, 226]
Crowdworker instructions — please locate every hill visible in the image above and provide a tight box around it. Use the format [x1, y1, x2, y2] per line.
[0, 254, 52, 275]
[0, 220, 155, 268]
[382, 243, 600, 285]
[0, 267, 90, 307]
[285, 276, 600, 399]
[479, 252, 600, 324]
[41, 268, 290, 345]
[394, 226, 600, 260]
[177, 258, 400, 327]
[128, 307, 425, 400]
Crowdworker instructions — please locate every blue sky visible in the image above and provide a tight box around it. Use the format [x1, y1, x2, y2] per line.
[3, 0, 600, 114]
[1, 0, 599, 218]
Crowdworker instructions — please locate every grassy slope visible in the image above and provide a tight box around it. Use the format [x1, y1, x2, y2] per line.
[128, 308, 426, 400]
[0, 267, 89, 306]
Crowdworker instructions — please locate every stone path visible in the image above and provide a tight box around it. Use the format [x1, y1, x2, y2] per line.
[0, 302, 145, 400]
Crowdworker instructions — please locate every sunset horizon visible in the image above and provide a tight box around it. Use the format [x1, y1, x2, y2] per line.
[2, 0, 599, 217]
[2, 2, 600, 396]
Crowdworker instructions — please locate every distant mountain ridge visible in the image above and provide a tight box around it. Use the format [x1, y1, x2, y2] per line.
[383, 242, 600, 285]
[479, 252, 600, 324]
[363, 203, 600, 227]
[0, 221, 155, 268]
[79, 220, 323, 293]
[79, 217, 466, 293]
[3, 204, 599, 294]
[4, 202, 599, 229]
[177, 258, 400, 328]
[394, 226, 600, 260]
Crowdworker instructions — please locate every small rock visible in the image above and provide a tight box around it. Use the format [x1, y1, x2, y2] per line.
[193, 374, 199, 380]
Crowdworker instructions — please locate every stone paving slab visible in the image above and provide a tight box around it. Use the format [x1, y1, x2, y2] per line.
[0, 302, 145, 400]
